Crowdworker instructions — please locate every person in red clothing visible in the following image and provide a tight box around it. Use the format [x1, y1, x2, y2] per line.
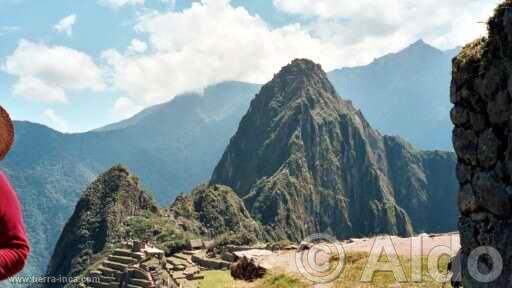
[0, 105, 29, 281]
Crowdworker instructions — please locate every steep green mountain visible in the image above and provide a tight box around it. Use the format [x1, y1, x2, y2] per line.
[45, 169, 261, 286]
[211, 59, 458, 241]
[0, 81, 260, 280]
[45, 166, 158, 284]
[328, 40, 457, 150]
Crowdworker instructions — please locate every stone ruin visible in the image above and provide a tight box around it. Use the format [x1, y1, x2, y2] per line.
[81, 239, 220, 288]
[83, 241, 177, 288]
[451, 1, 512, 286]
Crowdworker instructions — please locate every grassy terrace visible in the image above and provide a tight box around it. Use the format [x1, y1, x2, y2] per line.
[196, 252, 453, 288]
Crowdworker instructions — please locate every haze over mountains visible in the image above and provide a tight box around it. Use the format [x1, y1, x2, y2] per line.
[329, 39, 458, 150]
[0, 40, 457, 280]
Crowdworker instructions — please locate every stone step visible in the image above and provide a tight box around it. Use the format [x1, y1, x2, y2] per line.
[106, 282, 120, 288]
[186, 274, 204, 281]
[173, 253, 193, 264]
[172, 272, 186, 280]
[89, 282, 110, 288]
[129, 269, 150, 280]
[192, 255, 230, 270]
[172, 264, 187, 271]
[113, 249, 144, 260]
[129, 278, 152, 288]
[88, 270, 102, 278]
[108, 255, 138, 265]
[99, 276, 116, 283]
[98, 266, 121, 278]
[103, 260, 128, 272]
[127, 284, 145, 288]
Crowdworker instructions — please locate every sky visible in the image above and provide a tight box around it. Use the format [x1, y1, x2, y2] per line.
[0, 0, 497, 133]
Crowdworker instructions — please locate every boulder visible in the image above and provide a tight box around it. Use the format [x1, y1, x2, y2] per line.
[230, 256, 266, 281]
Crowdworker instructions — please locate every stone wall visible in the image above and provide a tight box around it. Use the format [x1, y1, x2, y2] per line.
[452, 1, 512, 286]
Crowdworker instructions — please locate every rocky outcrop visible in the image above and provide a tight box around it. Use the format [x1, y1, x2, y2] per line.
[452, 1, 512, 286]
[45, 166, 158, 287]
[211, 58, 458, 241]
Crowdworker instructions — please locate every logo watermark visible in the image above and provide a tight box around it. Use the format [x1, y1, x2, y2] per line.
[294, 233, 345, 284]
[8, 275, 100, 285]
[293, 233, 506, 285]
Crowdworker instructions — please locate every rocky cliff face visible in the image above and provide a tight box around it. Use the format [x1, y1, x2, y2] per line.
[211, 59, 458, 241]
[45, 166, 158, 287]
[452, 1, 512, 286]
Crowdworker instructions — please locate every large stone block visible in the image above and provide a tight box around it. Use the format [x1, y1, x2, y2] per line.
[456, 162, 473, 184]
[453, 128, 478, 165]
[488, 91, 511, 124]
[477, 129, 499, 168]
[459, 184, 478, 214]
[451, 106, 469, 126]
[473, 171, 511, 215]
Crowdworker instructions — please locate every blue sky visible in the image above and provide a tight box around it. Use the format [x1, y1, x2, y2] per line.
[0, 0, 496, 132]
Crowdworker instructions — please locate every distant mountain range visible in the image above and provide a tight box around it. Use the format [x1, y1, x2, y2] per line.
[329, 40, 458, 150]
[0, 40, 457, 280]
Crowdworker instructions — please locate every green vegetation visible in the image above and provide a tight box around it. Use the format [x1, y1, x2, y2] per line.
[214, 231, 258, 247]
[199, 270, 236, 288]
[256, 274, 308, 288]
[191, 184, 263, 238]
[335, 252, 452, 288]
[125, 212, 197, 256]
[45, 166, 159, 285]
[456, 37, 486, 66]
[198, 271, 308, 288]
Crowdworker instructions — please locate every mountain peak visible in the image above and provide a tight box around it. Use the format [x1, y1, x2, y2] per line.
[412, 38, 426, 46]
[277, 58, 326, 77]
[401, 38, 442, 54]
[261, 58, 342, 112]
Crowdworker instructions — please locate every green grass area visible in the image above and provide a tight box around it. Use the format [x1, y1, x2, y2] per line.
[195, 252, 453, 288]
[335, 252, 453, 288]
[198, 270, 308, 288]
[255, 274, 308, 288]
[198, 270, 236, 288]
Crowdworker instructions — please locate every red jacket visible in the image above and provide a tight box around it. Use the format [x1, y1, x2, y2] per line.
[0, 171, 29, 281]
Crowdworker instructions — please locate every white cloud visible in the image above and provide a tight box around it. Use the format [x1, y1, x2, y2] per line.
[13, 77, 67, 103]
[273, 0, 496, 63]
[127, 39, 148, 54]
[43, 109, 69, 132]
[112, 97, 143, 120]
[2, 40, 105, 103]
[103, 0, 340, 108]
[98, 0, 144, 8]
[53, 14, 77, 36]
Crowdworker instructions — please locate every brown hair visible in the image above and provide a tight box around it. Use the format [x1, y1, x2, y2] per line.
[0, 106, 14, 160]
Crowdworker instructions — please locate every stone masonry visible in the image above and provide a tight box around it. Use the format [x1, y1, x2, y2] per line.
[452, 1, 512, 286]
